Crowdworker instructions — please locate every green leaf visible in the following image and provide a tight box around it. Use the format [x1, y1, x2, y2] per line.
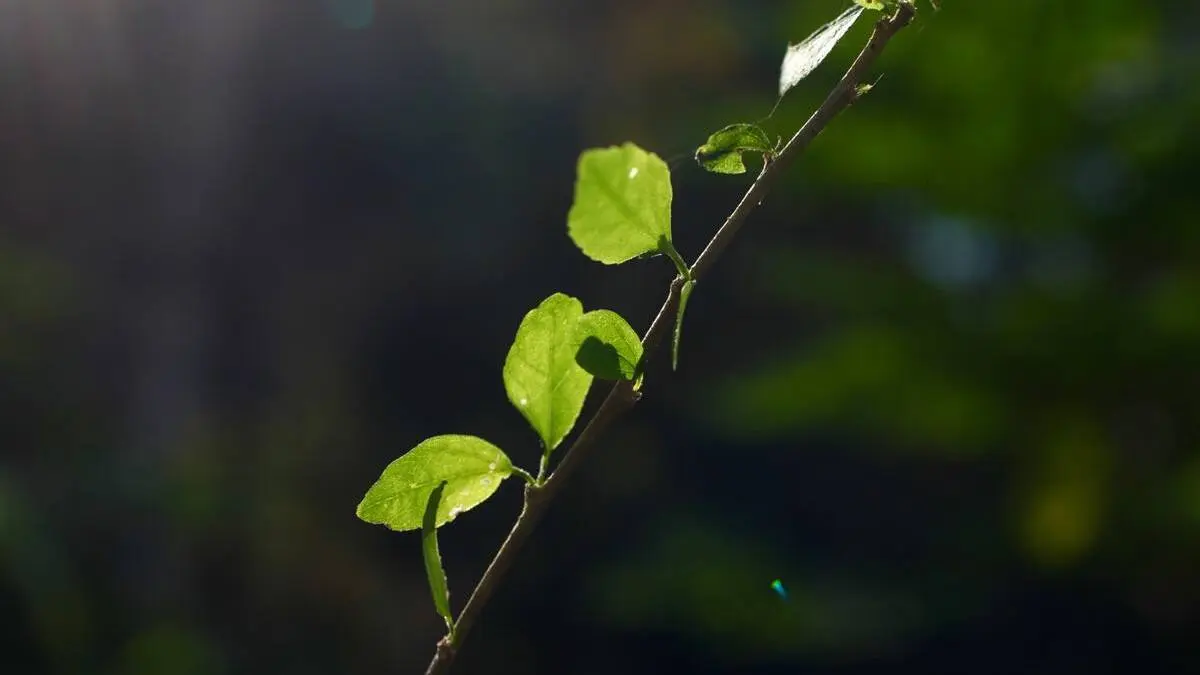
[503, 293, 594, 453]
[779, 5, 863, 97]
[575, 310, 643, 381]
[694, 124, 775, 175]
[672, 278, 695, 371]
[421, 481, 454, 633]
[852, 0, 885, 9]
[567, 143, 673, 264]
[356, 435, 513, 531]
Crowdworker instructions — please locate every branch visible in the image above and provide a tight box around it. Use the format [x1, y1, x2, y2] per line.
[424, 5, 915, 673]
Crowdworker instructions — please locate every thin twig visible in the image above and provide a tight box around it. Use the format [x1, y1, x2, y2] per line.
[424, 5, 915, 674]
[692, 4, 913, 282]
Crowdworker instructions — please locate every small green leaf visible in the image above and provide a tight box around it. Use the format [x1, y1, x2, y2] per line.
[567, 143, 673, 264]
[421, 481, 454, 633]
[574, 310, 643, 381]
[672, 278, 695, 371]
[694, 124, 774, 175]
[504, 293, 594, 453]
[852, 0, 885, 9]
[356, 435, 513, 531]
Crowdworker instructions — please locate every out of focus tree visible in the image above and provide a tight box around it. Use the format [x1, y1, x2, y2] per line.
[1, 1, 1197, 673]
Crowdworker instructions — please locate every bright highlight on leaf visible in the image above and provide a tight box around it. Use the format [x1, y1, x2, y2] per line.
[421, 482, 454, 632]
[574, 309, 644, 381]
[356, 435, 513, 531]
[567, 143, 674, 265]
[779, 5, 864, 97]
[694, 124, 775, 175]
[503, 293, 594, 454]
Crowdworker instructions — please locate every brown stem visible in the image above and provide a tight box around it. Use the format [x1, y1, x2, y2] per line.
[424, 4, 916, 673]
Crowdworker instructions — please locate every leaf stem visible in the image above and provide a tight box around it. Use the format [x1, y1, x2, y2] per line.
[423, 5, 915, 673]
[511, 465, 537, 486]
[659, 236, 691, 282]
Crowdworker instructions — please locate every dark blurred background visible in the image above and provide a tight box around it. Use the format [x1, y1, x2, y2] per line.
[3, 0, 1199, 673]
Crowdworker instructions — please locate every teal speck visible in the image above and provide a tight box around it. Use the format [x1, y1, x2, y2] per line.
[770, 578, 788, 600]
[324, 0, 374, 29]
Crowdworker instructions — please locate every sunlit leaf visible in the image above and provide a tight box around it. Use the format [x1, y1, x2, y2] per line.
[356, 435, 513, 531]
[779, 5, 864, 97]
[503, 293, 594, 453]
[574, 309, 643, 381]
[421, 481, 454, 632]
[568, 143, 673, 264]
[694, 124, 775, 175]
